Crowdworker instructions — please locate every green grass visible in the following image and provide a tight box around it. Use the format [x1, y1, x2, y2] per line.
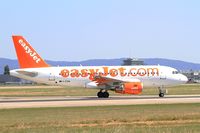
[0, 84, 200, 97]
[0, 86, 99, 97]
[142, 84, 200, 95]
[0, 103, 200, 133]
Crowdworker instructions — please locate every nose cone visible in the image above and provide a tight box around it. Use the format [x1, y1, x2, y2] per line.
[180, 74, 188, 83]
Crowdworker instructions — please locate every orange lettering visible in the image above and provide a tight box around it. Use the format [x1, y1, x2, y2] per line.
[60, 69, 69, 78]
[70, 69, 79, 77]
[99, 67, 109, 76]
[147, 68, 159, 76]
[130, 68, 137, 76]
[118, 67, 126, 77]
[81, 69, 88, 77]
[109, 69, 118, 77]
[89, 69, 99, 80]
[138, 68, 146, 76]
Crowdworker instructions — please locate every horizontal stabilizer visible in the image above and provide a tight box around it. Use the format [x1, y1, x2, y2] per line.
[16, 70, 38, 77]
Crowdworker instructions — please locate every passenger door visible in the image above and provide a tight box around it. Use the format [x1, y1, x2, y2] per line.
[160, 72, 166, 80]
[49, 73, 55, 81]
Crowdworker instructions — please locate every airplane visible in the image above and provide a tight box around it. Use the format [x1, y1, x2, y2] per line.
[10, 36, 188, 98]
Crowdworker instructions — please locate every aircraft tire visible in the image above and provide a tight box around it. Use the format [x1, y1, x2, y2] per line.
[97, 91, 104, 98]
[159, 93, 164, 97]
[103, 91, 109, 98]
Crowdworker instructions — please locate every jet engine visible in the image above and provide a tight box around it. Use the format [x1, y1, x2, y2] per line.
[115, 82, 143, 94]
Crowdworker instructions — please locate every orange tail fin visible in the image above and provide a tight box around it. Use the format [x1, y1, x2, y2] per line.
[12, 36, 50, 68]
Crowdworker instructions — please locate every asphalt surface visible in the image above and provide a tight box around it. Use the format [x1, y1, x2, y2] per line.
[0, 95, 200, 109]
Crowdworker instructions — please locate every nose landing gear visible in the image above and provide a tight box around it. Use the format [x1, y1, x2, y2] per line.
[159, 92, 165, 97]
[158, 86, 167, 97]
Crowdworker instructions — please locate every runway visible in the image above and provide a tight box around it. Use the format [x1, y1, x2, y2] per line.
[0, 95, 200, 109]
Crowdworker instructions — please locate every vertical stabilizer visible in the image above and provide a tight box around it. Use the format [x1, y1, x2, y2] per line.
[12, 36, 49, 68]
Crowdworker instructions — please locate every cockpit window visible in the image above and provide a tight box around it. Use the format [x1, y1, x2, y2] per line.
[172, 71, 179, 74]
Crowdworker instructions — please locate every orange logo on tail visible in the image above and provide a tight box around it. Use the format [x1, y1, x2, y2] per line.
[18, 39, 41, 64]
[12, 36, 49, 68]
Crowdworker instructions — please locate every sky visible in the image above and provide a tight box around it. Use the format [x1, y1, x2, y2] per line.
[0, 0, 200, 63]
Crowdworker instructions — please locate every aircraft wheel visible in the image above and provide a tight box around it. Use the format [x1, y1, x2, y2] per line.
[159, 93, 164, 97]
[97, 91, 104, 98]
[103, 91, 109, 98]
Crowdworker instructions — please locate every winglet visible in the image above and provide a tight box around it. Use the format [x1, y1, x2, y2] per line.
[12, 36, 50, 68]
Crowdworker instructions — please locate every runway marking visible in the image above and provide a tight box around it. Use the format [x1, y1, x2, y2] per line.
[0, 95, 200, 109]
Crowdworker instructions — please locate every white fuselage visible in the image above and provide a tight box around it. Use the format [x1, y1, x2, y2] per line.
[10, 65, 188, 89]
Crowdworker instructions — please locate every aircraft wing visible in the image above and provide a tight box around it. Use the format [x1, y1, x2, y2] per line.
[93, 75, 140, 86]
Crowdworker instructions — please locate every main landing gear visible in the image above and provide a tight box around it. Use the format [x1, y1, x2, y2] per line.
[97, 89, 109, 98]
[158, 86, 167, 97]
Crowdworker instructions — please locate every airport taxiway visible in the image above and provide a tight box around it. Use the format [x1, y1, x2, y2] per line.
[0, 95, 200, 109]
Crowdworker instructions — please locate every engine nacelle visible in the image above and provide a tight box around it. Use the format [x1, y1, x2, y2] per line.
[85, 82, 98, 88]
[115, 82, 143, 94]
